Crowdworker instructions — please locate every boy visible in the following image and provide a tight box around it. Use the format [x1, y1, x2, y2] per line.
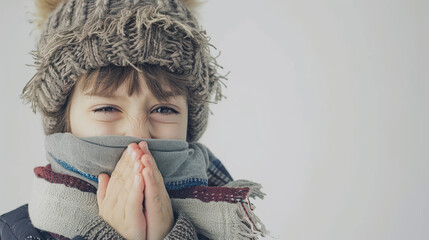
[0, 0, 266, 239]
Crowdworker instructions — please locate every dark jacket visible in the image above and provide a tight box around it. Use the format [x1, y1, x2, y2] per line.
[0, 204, 77, 240]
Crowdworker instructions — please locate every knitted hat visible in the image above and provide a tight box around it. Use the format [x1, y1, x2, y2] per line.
[21, 0, 225, 142]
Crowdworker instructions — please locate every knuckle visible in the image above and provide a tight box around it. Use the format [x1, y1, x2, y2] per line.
[139, 141, 148, 150]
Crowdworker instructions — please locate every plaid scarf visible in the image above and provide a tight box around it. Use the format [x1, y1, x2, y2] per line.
[29, 133, 267, 239]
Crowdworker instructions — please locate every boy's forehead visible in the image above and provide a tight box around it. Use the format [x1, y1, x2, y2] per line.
[74, 66, 187, 102]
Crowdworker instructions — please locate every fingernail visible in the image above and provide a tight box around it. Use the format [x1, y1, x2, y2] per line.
[134, 161, 140, 172]
[127, 146, 132, 155]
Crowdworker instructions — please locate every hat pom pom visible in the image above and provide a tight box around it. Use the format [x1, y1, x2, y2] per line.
[180, 0, 202, 14]
[35, 0, 65, 29]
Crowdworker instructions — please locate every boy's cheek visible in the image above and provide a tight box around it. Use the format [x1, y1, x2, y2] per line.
[71, 113, 187, 140]
[149, 122, 187, 141]
[71, 120, 119, 137]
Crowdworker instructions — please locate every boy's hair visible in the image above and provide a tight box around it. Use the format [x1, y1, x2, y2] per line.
[50, 64, 193, 139]
[22, 0, 225, 142]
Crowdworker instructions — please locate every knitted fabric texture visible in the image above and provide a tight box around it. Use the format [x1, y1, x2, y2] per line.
[45, 133, 211, 189]
[29, 176, 100, 239]
[29, 170, 200, 240]
[34, 164, 96, 193]
[21, 0, 225, 142]
[163, 212, 199, 240]
[30, 165, 267, 239]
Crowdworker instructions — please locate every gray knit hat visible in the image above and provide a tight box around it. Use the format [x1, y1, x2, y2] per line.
[22, 0, 225, 142]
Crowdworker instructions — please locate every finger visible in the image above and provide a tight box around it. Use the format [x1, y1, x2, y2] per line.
[142, 165, 167, 206]
[106, 143, 142, 193]
[120, 146, 144, 197]
[113, 145, 132, 174]
[115, 143, 140, 173]
[126, 172, 145, 221]
[116, 150, 144, 208]
[138, 141, 156, 171]
[142, 164, 171, 215]
[104, 144, 142, 210]
[120, 146, 142, 185]
[141, 153, 157, 170]
[138, 141, 153, 159]
[142, 166, 173, 239]
[97, 173, 110, 206]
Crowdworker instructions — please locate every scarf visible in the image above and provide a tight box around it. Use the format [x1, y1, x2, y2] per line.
[29, 133, 267, 239]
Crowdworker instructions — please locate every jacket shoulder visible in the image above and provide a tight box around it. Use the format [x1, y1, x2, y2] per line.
[0, 204, 46, 240]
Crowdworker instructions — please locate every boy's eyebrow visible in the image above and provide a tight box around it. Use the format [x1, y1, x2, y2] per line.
[160, 91, 180, 98]
[82, 92, 122, 99]
[82, 91, 180, 99]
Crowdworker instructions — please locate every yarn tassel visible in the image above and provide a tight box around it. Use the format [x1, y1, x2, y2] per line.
[224, 179, 266, 200]
[236, 201, 269, 239]
[226, 180, 269, 239]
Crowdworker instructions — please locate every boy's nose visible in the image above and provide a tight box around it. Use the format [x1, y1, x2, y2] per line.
[124, 121, 151, 139]
[125, 129, 151, 139]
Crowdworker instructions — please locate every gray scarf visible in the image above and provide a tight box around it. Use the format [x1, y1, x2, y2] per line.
[29, 133, 268, 239]
[45, 133, 211, 190]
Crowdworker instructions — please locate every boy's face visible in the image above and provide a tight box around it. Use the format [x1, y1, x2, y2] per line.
[68, 73, 188, 140]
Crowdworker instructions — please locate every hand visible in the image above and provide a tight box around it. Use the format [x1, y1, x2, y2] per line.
[138, 141, 174, 240]
[97, 143, 146, 240]
[97, 141, 174, 240]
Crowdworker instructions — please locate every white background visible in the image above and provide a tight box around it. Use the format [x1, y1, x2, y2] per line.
[1, 0, 428, 239]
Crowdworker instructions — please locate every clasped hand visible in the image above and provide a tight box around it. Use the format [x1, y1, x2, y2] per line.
[96, 141, 174, 240]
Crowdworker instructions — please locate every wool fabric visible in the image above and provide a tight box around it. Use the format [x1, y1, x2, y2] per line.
[45, 133, 211, 189]
[29, 171, 200, 239]
[29, 176, 101, 238]
[30, 165, 267, 239]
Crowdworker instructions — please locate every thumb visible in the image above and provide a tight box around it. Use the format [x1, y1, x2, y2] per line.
[97, 173, 110, 205]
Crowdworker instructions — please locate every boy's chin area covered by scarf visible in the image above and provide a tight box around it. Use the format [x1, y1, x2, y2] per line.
[28, 133, 268, 239]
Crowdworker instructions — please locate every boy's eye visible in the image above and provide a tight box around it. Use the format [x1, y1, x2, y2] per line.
[93, 106, 119, 113]
[151, 106, 178, 114]
[91, 106, 121, 122]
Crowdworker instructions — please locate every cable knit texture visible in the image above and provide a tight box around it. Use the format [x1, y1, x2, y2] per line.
[164, 212, 198, 240]
[80, 216, 124, 240]
[30, 165, 201, 240]
[81, 212, 199, 240]
[22, 0, 226, 142]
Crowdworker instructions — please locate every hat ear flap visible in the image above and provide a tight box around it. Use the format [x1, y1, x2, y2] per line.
[35, 0, 65, 29]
